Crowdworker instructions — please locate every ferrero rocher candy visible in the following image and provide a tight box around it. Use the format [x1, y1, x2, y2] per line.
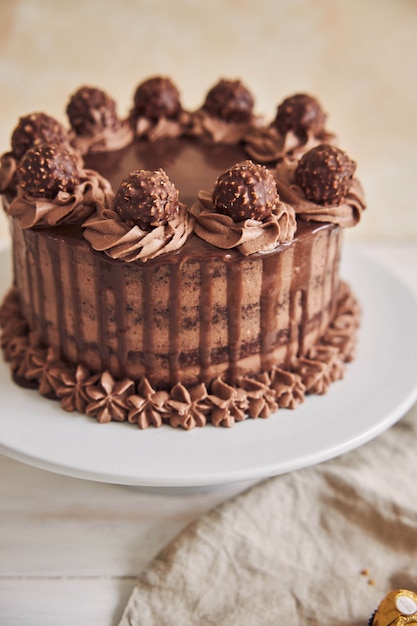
[274, 93, 326, 139]
[132, 77, 182, 121]
[371, 589, 417, 626]
[11, 112, 69, 160]
[203, 79, 254, 123]
[212, 160, 277, 222]
[66, 86, 121, 136]
[295, 144, 356, 206]
[114, 168, 180, 230]
[17, 144, 80, 199]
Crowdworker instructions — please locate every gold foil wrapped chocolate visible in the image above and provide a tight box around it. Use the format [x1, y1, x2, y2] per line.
[371, 589, 417, 625]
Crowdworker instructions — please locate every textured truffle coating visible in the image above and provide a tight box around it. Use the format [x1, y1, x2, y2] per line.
[66, 86, 121, 136]
[203, 79, 254, 123]
[114, 168, 180, 230]
[295, 144, 356, 206]
[274, 93, 326, 139]
[11, 113, 69, 160]
[17, 144, 81, 199]
[133, 77, 181, 121]
[212, 160, 277, 222]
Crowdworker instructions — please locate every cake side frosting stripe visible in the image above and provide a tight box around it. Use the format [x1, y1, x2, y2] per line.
[226, 261, 244, 382]
[168, 262, 181, 386]
[199, 258, 214, 384]
[142, 264, 156, 385]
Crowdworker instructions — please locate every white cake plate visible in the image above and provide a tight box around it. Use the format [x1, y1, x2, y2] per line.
[0, 245, 417, 488]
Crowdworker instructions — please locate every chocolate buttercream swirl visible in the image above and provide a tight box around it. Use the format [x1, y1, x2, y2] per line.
[166, 382, 211, 430]
[7, 169, 112, 229]
[70, 120, 134, 154]
[190, 190, 296, 255]
[189, 109, 264, 145]
[0, 152, 17, 194]
[293, 345, 345, 395]
[208, 377, 248, 428]
[85, 372, 135, 423]
[274, 159, 366, 228]
[244, 125, 336, 164]
[83, 201, 194, 262]
[134, 111, 192, 141]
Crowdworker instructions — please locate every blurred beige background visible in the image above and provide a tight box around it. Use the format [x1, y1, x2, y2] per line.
[0, 0, 416, 242]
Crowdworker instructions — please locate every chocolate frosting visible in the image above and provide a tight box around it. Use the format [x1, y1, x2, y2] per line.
[274, 159, 366, 228]
[190, 189, 297, 255]
[82, 201, 194, 262]
[134, 111, 192, 141]
[244, 125, 336, 164]
[7, 169, 112, 229]
[70, 120, 134, 154]
[189, 109, 264, 145]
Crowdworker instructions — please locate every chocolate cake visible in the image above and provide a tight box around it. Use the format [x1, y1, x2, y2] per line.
[0, 78, 366, 429]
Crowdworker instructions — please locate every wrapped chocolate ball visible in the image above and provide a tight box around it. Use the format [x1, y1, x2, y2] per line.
[274, 93, 326, 140]
[114, 169, 180, 231]
[370, 589, 417, 625]
[66, 86, 121, 136]
[17, 144, 81, 199]
[132, 77, 182, 121]
[203, 79, 254, 124]
[294, 144, 356, 206]
[11, 112, 69, 160]
[212, 160, 277, 222]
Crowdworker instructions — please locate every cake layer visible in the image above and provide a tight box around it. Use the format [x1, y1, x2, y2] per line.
[11, 218, 341, 389]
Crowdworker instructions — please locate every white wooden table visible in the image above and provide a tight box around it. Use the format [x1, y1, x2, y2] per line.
[1, 242, 416, 626]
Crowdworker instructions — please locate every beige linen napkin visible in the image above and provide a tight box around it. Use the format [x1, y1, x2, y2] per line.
[119, 403, 417, 626]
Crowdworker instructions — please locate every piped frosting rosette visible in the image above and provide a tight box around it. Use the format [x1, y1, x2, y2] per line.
[83, 202, 193, 262]
[189, 79, 264, 145]
[190, 160, 297, 255]
[66, 86, 134, 154]
[245, 93, 336, 163]
[191, 190, 296, 255]
[70, 121, 133, 155]
[130, 77, 192, 141]
[82, 168, 194, 263]
[7, 142, 112, 229]
[274, 146, 366, 228]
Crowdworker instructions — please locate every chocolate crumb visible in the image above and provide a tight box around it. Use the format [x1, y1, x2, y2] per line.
[203, 79, 254, 123]
[17, 144, 80, 199]
[294, 144, 356, 206]
[212, 160, 277, 222]
[114, 169, 180, 230]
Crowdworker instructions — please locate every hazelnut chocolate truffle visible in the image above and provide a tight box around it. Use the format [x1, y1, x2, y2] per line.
[274, 93, 326, 139]
[17, 144, 81, 199]
[11, 112, 69, 161]
[203, 79, 254, 124]
[212, 160, 277, 222]
[114, 168, 180, 230]
[295, 144, 356, 206]
[66, 86, 121, 136]
[132, 77, 182, 121]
